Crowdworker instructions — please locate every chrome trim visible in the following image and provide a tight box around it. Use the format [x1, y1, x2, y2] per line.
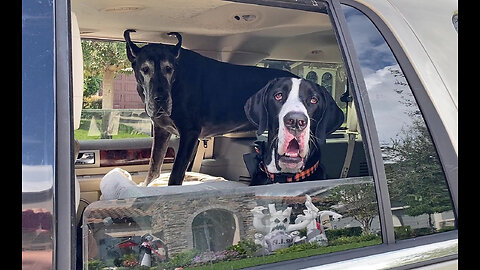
[301, 239, 458, 270]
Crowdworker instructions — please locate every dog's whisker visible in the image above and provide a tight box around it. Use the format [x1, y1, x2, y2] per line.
[309, 131, 320, 151]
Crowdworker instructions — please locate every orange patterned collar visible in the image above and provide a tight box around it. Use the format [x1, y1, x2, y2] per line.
[261, 161, 320, 183]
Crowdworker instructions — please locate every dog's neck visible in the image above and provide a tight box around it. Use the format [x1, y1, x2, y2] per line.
[249, 139, 324, 184]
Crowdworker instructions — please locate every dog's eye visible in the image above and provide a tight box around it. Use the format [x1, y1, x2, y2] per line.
[141, 66, 150, 74]
[283, 218, 288, 223]
[310, 96, 318, 104]
[274, 92, 283, 101]
[165, 66, 173, 74]
[274, 218, 280, 223]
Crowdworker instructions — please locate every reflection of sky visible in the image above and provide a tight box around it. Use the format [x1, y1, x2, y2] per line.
[22, 165, 53, 192]
[342, 5, 420, 146]
[22, 0, 55, 191]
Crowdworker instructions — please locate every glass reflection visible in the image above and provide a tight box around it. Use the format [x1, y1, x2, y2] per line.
[341, 5, 455, 240]
[83, 178, 381, 269]
[22, 0, 55, 268]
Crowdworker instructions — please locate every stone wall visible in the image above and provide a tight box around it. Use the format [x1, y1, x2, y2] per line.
[149, 191, 258, 256]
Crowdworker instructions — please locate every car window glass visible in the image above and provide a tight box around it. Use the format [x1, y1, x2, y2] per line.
[341, 4, 456, 240]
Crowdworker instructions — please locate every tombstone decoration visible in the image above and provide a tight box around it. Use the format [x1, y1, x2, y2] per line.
[295, 197, 343, 246]
[251, 195, 342, 253]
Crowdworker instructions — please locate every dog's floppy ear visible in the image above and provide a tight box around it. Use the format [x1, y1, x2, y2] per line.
[167, 32, 182, 59]
[314, 85, 345, 145]
[124, 29, 140, 63]
[244, 78, 278, 136]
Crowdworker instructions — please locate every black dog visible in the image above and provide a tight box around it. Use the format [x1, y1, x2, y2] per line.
[243, 77, 344, 185]
[124, 30, 297, 186]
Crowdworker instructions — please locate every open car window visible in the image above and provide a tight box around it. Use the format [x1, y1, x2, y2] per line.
[78, 2, 381, 269]
[73, 0, 457, 269]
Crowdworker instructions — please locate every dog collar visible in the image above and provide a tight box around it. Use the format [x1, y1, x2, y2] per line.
[261, 161, 320, 183]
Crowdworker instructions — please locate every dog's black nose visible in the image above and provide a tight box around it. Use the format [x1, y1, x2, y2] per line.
[283, 112, 308, 132]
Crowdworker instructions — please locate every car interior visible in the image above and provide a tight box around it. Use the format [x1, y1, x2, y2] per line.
[71, 0, 373, 268]
[72, 0, 368, 198]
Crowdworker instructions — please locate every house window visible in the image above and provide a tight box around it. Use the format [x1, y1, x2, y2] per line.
[306, 71, 319, 84]
[321, 72, 333, 95]
[341, 5, 456, 240]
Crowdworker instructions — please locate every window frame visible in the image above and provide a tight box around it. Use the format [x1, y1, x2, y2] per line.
[49, 0, 458, 268]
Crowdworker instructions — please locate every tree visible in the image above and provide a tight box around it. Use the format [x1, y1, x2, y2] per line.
[384, 120, 452, 229]
[81, 40, 132, 138]
[380, 66, 452, 230]
[81, 39, 132, 108]
[327, 183, 378, 234]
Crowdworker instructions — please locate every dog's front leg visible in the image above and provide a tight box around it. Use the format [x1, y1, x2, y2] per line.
[168, 129, 200, 185]
[143, 125, 172, 186]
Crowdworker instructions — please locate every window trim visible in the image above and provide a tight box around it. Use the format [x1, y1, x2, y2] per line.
[62, 0, 458, 268]
[338, 0, 458, 221]
[55, 0, 76, 269]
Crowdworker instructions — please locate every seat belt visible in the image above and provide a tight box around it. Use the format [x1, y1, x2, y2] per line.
[190, 137, 214, 172]
[340, 92, 359, 178]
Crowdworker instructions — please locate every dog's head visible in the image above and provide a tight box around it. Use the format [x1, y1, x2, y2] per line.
[124, 29, 182, 118]
[244, 77, 344, 174]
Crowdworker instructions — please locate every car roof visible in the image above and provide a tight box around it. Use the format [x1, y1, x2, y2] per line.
[71, 0, 342, 65]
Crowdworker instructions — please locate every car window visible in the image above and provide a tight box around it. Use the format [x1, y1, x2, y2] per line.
[341, 5, 456, 240]
[80, 1, 384, 269]
[75, 40, 151, 141]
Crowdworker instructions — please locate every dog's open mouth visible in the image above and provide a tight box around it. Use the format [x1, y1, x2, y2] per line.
[278, 138, 303, 164]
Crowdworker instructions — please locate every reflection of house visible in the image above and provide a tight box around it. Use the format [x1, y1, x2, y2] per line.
[111, 74, 144, 109]
[110, 63, 347, 110]
[85, 182, 348, 258]
[85, 191, 258, 257]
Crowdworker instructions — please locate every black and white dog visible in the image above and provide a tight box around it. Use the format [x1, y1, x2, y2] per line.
[124, 30, 297, 186]
[244, 77, 344, 185]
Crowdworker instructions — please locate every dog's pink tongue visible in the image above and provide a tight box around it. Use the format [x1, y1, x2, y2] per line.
[286, 139, 300, 156]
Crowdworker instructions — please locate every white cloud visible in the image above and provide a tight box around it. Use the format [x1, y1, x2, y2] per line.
[363, 65, 419, 145]
[22, 165, 53, 192]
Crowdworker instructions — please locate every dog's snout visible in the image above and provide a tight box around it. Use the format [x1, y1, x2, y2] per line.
[283, 112, 308, 131]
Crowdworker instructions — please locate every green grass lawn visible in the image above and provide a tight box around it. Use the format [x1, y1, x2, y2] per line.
[74, 119, 150, 140]
[184, 239, 381, 270]
[74, 128, 150, 140]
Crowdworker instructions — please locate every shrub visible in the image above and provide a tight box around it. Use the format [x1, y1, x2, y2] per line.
[274, 242, 321, 255]
[328, 234, 380, 246]
[394, 226, 413, 240]
[325, 227, 363, 241]
[226, 238, 261, 258]
[191, 250, 241, 266]
[158, 249, 200, 270]
[87, 259, 105, 270]
[413, 227, 435, 237]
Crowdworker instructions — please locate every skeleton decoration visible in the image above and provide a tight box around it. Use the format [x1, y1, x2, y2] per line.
[250, 195, 342, 253]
